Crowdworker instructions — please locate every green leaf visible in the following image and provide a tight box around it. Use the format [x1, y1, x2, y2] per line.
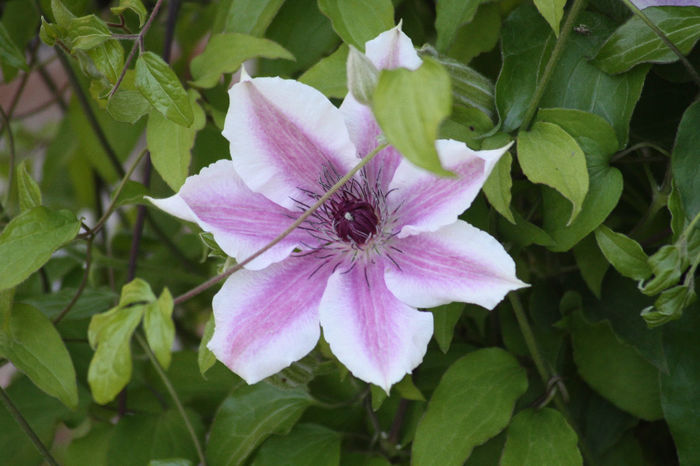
[206, 383, 313, 466]
[86, 39, 124, 84]
[135, 51, 193, 127]
[431, 302, 464, 353]
[87, 278, 156, 404]
[0, 206, 80, 291]
[594, 225, 652, 280]
[394, 374, 425, 401]
[258, 0, 339, 77]
[534, 0, 565, 36]
[15, 160, 42, 211]
[0, 303, 78, 408]
[213, 0, 285, 36]
[642, 285, 696, 328]
[540, 11, 649, 146]
[198, 315, 217, 377]
[0, 0, 38, 79]
[149, 459, 193, 466]
[571, 311, 663, 421]
[435, 0, 492, 51]
[87, 304, 144, 404]
[572, 235, 609, 299]
[318, 0, 394, 49]
[299, 44, 348, 99]
[0, 22, 27, 71]
[370, 384, 387, 411]
[107, 71, 150, 123]
[426, 50, 496, 119]
[660, 305, 700, 465]
[346, 45, 379, 105]
[640, 244, 682, 296]
[372, 57, 452, 176]
[495, 4, 554, 133]
[517, 121, 589, 224]
[107, 410, 204, 466]
[64, 422, 114, 466]
[147, 89, 205, 191]
[482, 151, 515, 223]
[671, 100, 700, 220]
[252, 423, 341, 466]
[593, 6, 700, 74]
[445, 3, 501, 65]
[51, 0, 76, 27]
[534, 112, 623, 251]
[39, 17, 61, 47]
[143, 288, 174, 369]
[412, 348, 528, 465]
[500, 408, 582, 466]
[535, 108, 619, 156]
[189, 33, 294, 89]
[66, 14, 111, 50]
[110, 0, 147, 27]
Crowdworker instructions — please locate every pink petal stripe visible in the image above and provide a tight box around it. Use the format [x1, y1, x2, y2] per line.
[339, 95, 402, 191]
[149, 160, 305, 270]
[208, 256, 330, 384]
[223, 76, 359, 210]
[385, 220, 528, 310]
[319, 261, 433, 392]
[388, 140, 511, 237]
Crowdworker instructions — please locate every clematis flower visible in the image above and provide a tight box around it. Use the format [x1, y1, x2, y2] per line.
[150, 26, 527, 391]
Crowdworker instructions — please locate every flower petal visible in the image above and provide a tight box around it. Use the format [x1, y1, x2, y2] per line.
[364, 25, 422, 71]
[223, 75, 359, 210]
[148, 160, 305, 270]
[319, 262, 433, 392]
[388, 139, 511, 237]
[339, 95, 402, 191]
[338, 26, 422, 190]
[208, 257, 330, 384]
[384, 220, 527, 310]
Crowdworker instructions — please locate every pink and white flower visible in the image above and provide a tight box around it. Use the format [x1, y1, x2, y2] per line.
[150, 27, 527, 391]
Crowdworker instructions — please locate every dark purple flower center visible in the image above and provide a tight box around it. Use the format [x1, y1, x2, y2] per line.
[331, 198, 378, 245]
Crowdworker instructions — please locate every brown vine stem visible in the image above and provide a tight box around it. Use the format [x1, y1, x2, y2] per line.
[108, 0, 165, 98]
[0, 386, 59, 466]
[172, 142, 388, 305]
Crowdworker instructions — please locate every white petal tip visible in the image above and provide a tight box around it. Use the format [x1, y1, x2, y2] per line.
[239, 65, 252, 82]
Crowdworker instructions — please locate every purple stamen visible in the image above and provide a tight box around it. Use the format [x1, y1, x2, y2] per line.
[331, 197, 379, 244]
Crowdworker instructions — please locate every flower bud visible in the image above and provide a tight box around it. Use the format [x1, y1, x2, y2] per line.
[347, 45, 379, 105]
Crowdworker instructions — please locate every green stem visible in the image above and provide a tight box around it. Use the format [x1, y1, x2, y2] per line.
[621, 0, 700, 88]
[0, 386, 59, 466]
[135, 332, 206, 466]
[509, 293, 599, 464]
[520, 0, 588, 130]
[173, 142, 389, 305]
[81, 148, 148, 238]
[53, 238, 93, 324]
[611, 142, 670, 163]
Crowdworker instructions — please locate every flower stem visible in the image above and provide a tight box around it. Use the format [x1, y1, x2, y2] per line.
[135, 332, 206, 466]
[620, 0, 700, 88]
[520, 0, 587, 130]
[173, 143, 389, 305]
[0, 386, 59, 466]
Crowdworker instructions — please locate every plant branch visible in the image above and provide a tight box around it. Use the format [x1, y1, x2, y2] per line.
[520, 0, 587, 130]
[621, 0, 700, 87]
[611, 141, 670, 162]
[0, 107, 17, 208]
[135, 332, 206, 465]
[53, 239, 93, 324]
[108, 0, 166, 97]
[0, 386, 59, 466]
[173, 143, 388, 305]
